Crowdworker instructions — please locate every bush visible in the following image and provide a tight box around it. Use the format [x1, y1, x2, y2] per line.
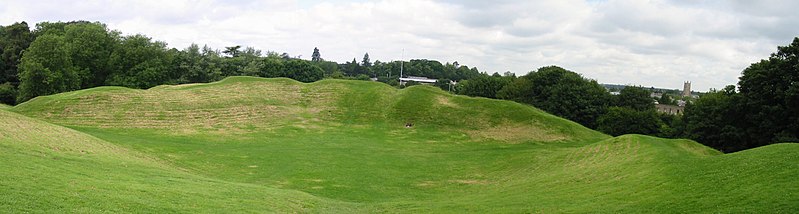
[284, 60, 324, 83]
[0, 83, 17, 105]
[353, 74, 371, 81]
[597, 107, 662, 136]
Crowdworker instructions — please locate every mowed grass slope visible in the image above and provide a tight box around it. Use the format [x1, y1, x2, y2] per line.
[7, 76, 799, 212]
[0, 109, 364, 213]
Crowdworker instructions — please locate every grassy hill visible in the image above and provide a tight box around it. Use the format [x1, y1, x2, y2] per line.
[5, 76, 798, 212]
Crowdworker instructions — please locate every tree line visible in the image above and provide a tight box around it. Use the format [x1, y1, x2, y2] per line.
[682, 38, 799, 152]
[0, 21, 482, 105]
[454, 38, 799, 152]
[456, 66, 674, 137]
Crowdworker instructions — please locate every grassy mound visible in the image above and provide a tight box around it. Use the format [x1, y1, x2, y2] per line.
[6, 76, 798, 212]
[12, 76, 605, 143]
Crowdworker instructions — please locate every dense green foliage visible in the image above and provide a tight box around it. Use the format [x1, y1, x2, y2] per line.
[172, 44, 223, 83]
[737, 38, 799, 144]
[596, 86, 672, 137]
[106, 34, 174, 88]
[498, 66, 611, 128]
[0, 22, 33, 103]
[370, 60, 481, 83]
[658, 93, 677, 105]
[17, 34, 79, 103]
[283, 60, 324, 82]
[0, 82, 14, 104]
[683, 38, 799, 152]
[63, 22, 117, 88]
[597, 107, 661, 136]
[0, 21, 482, 105]
[4, 77, 797, 212]
[615, 85, 656, 111]
[457, 73, 514, 98]
[683, 86, 745, 152]
[0, 22, 33, 86]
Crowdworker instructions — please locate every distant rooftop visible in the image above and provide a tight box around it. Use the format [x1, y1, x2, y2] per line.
[400, 76, 437, 83]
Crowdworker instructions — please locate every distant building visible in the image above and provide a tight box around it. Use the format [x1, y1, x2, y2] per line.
[656, 104, 684, 115]
[399, 76, 437, 85]
[682, 81, 691, 97]
[650, 91, 663, 99]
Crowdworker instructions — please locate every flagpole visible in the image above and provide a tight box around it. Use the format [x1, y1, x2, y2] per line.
[400, 49, 404, 85]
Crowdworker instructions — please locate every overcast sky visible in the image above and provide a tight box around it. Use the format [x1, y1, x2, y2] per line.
[2, 0, 797, 90]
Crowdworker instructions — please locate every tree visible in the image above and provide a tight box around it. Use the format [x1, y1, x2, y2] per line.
[434, 78, 454, 92]
[596, 107, 662, 136]
[404, 59, 445, 79]
[616, 86, 655, 111]
[314, 61, 339, 76]
[458, 75, 512, 99]
[284, 60, 323, 83]
[106, 34, 174, 88]
[175, 44, 223, 83]
[656, 112, 683, 138]
[361, 53, 371, 67]
[17, 34, 79, 103]
[658, 94, 675, 105]
[311, 47, 322, 62]
[342, 58, 362, 76]
[683, 86, 747, 152]
[223, 45, 241, 57]
[737, 37, 799, 145]
[0, 82, 16, 105]
[681, 38, 799, 152]
[261, 55, 285, 78]
[497, 66, 611, 128]
[403, 80, 421, 87]
[63, 22, 117, 88]
[455, 65, 480, 80]
[0, 21, 34, 86]
[353, 74, 370, 81]
[235, 47, 264, 77]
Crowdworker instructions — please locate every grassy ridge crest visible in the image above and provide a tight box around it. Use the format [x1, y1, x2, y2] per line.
[12, 76, 608, 144]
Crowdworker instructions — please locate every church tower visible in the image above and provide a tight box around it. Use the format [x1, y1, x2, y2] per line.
[682, 81, 691, 97]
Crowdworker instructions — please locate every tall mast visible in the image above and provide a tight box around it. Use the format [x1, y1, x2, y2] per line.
[400, 49, 404, 79]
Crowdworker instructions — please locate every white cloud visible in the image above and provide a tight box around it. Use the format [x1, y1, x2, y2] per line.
[1, 0, 797, 90]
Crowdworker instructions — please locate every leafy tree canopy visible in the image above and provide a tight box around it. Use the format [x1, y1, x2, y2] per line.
[17, 34, 79, 103]
[498, 66, 611, 128]
[616, 86, 655, 111]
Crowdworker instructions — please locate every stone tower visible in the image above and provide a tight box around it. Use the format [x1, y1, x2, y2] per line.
[682, 81, 691, 97]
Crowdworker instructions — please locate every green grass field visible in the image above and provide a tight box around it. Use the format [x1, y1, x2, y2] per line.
[3, 76, 797, 212]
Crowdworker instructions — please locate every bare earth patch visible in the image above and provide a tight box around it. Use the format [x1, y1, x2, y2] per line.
[436, 96, 459, 108]
[466, 122, 567, 143]
[449, 179, 491, 185]
[415, 181, 436, 187]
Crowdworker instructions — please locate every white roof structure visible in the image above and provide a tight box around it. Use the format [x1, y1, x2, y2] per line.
[399, 76, 437, 83]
